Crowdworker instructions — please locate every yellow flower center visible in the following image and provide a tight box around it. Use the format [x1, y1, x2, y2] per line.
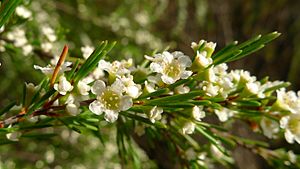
[163, 60, 181, 78]
[288, 115, 300, 135]
[99, 89, 120, 110]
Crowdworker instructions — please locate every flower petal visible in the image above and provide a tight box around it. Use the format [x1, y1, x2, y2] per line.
[91, 80, 106, 95]
[162, 51, 174, 63]
[161, 75, 176, 84]
[111, 79, 125, 93]
[150, 62, 163, 73]
[178, 55, 192, 67]
[120, 96, 133, 111]
[180, 71, 193, 79]
[285, 129, 295, 144]
[104, 110, 119, 123]
[89, 101, 103, 115]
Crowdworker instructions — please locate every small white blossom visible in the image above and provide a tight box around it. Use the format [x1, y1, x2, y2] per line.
[41, 42, 53, 52]
[192, 106, 206, 121]
[280, 114, 300, 144]
[77, 80, 91, 96]
[146, 51, 192, 84]
[16, 6, 32, 19]
[81, 45, 94, 59]
[6, 125, 21, 141]
[210, 144, 224, 159]
[134, 125, 146, 136]
[89, 79, 132, 123]
[202, 83, 220, 97]
[148, 106, 163, 123]
[260, 117, 279, 139]
[182, 122, 196, 134]
[144, 81, 156, 93]
[22, 44, 33, 56]
[274, 89, 300, 114]
[66, 103, 79, 116]
[42, 26, 57, 42]
[174, 84, 190, 94]
[0, 26, 4, 33]
[54, 76, 73, 95]
[0, 40, 6, 52]
[214, 107, 235, 122]
[6, 27, 27, 47]
[245, 82, 259, 95]
[288, 150, 297, 164]
[214, 63, 228, 75]
[193, 51, 213, 69]
[191, 40, 216, 57]
[230, 70, 256, 84]
[120, 75, 141, 98]
[98, 60, 131, 76]
[34, 59, 72, 76]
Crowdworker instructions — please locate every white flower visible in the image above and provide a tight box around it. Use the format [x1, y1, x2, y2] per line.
[98, 60, 130, 76]
[214, 63, 228, 75]
[192, 106, 206, 121]
[41, 42, 53, 52]
[288, 150, 297, 164]
[134, 125, 146, 136]
[0, 40, 6, 52]
[66, 103, 79, 116]
[193, 51, 213, 69]
[191, 40, 216, 57]
[0, 26, 4, 33]
[210, 144, 224, 159]
[202, 83, 220, 97]
[144, 81, 156, 93]
[22, 44, 33, 56]
[120, 75, 141, 98]
[54, 76, 73, 95]
[77, 80, 91, 96]
[6, 125, 21, 141]
[81, 45, 94, 59]
[260, 117, 279, 139]
[174, 84, 190, 94]
[216, 76, 234, 95]
[148, 106, 163, 123]
[182, 122, 196, 134]
[146, 51, 192, 84]
[34, 59, 72, 76]
[245, 82, 259, 95]
[41, 26, 57, 42]
[230, 70, 256, 84]
[89, 79, 133, 123]
[274, 89, 300, 114]
[214, 107, 235, 122]
[16, 6, 32, 19]
[6, 27, 27, 47]
[280, 114, 300, 144]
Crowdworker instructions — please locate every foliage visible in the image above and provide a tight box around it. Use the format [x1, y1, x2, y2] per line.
[0, 1, 300, 169]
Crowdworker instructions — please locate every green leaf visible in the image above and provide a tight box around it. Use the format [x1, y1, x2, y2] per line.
[74, 41, 116, 82]
[137, 88, 170, 100]
[0, 0, 22, 27]
[145, 90, 204, 105]
[22, 133, 57, 139]
[0, 101, 16, 116]
[232, 100, 262, 107]
[196, 126, 228, 156]
[211, 32, 280, 65]
[263, 82, 290, 93]
[66, 59, 80, 81]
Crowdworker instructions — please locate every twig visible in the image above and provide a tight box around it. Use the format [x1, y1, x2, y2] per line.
[50, 45, 68, 87]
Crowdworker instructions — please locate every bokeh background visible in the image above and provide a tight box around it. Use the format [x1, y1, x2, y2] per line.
[0, 0, 300, 168]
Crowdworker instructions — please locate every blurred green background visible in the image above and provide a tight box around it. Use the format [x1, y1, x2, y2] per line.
[0, 0, 300, 168]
